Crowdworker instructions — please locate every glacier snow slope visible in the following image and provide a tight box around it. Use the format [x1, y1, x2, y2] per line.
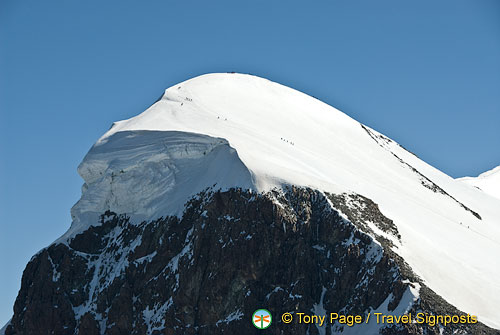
[458, 166, 500, 201]
[66, 73, 500, 329]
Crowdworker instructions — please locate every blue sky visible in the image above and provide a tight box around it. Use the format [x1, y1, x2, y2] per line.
[1, 0, 499, 327]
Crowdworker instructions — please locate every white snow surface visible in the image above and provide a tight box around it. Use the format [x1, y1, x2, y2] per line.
[64, 73, 500, 329]
[458, 165, 500, 200]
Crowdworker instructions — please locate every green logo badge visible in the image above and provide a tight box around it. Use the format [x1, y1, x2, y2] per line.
[252, 309, 272, 329]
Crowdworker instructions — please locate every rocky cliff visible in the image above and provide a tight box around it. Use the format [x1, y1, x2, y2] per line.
[5, 188, 497, 334]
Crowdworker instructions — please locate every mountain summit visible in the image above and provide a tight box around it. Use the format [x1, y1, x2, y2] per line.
[458, 166, 500, 201]
[4, 73, 500, 334]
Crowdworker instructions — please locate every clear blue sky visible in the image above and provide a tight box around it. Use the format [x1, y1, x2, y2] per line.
[1, 0, 499, 327]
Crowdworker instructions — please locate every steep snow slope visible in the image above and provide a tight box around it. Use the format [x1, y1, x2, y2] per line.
[458, 166, 500, 200]
[67, 73, 500, 328]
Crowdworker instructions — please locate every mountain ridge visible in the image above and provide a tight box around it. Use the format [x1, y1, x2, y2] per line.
[458, 166, 500, 200]
[65, 74, 500, 327]
[67, 73, 500, 328]
[4, 73, 500, 333]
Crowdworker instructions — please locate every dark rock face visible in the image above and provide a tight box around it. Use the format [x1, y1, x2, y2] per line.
[5, 188, 497, 334]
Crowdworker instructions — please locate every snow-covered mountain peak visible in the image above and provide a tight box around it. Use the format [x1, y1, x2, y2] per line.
[66, 73, 500, 329]
[458, 165, 500, 200]
[98, 72, 363, 193]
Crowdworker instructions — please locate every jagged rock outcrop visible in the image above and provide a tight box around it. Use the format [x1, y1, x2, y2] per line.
[6, 188, 497, 334]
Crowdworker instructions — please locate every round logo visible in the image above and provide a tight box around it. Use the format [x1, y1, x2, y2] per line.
[252, 309, 272, 329]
